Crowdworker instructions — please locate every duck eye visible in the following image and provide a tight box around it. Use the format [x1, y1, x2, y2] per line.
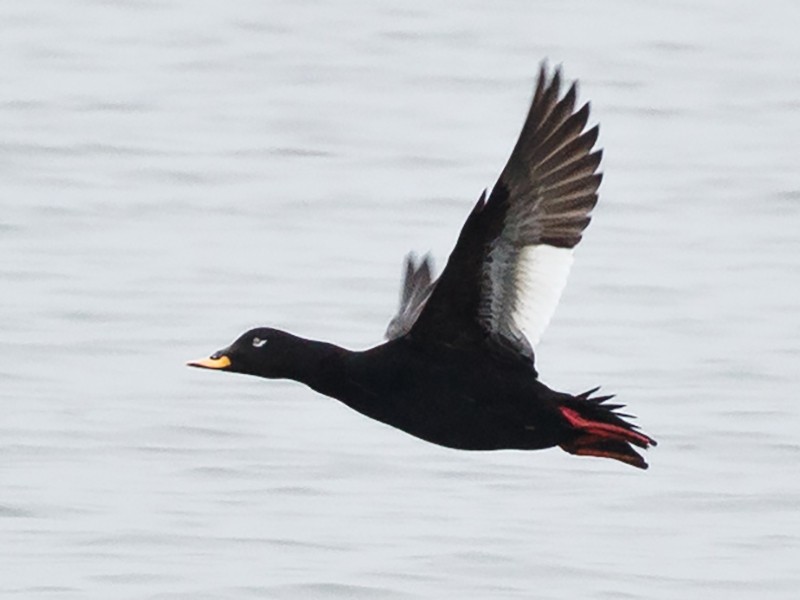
[252, 337, 267, 348]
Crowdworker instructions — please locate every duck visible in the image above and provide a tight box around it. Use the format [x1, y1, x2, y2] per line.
[188, 64, 656, 469]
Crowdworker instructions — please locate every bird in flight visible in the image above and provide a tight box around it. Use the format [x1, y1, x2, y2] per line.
[189, 64, 656, 469]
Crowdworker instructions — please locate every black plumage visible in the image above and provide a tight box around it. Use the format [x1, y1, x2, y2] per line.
[189, 65, 656, 469]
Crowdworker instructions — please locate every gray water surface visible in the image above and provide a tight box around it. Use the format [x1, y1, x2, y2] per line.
[2, 1, 799, 598]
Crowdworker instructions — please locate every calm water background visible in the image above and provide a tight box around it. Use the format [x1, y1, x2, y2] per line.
[2, 1, 799, 598]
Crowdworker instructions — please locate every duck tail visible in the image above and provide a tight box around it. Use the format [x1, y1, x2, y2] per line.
[557, 388, 657, 469]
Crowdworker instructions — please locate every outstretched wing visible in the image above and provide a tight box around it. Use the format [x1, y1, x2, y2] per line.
[385, 253, 437, 340]
[409, 64, 602, 363]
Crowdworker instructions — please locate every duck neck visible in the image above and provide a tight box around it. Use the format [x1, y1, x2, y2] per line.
[284, 338, 356, 400]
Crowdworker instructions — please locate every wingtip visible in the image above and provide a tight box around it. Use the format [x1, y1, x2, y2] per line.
[535, 61, 570, 92]
[551, 65, 562, 91]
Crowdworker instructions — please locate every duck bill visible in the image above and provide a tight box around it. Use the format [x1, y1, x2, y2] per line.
[187, 355, 231, 370]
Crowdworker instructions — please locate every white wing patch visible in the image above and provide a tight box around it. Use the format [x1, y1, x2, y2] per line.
[511, 244, 574, 346]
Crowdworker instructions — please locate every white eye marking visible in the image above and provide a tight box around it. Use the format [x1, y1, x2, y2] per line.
[252, 337, 267, 348]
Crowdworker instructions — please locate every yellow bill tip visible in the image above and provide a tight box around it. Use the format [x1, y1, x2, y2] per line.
[186, 355, 232, 370]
